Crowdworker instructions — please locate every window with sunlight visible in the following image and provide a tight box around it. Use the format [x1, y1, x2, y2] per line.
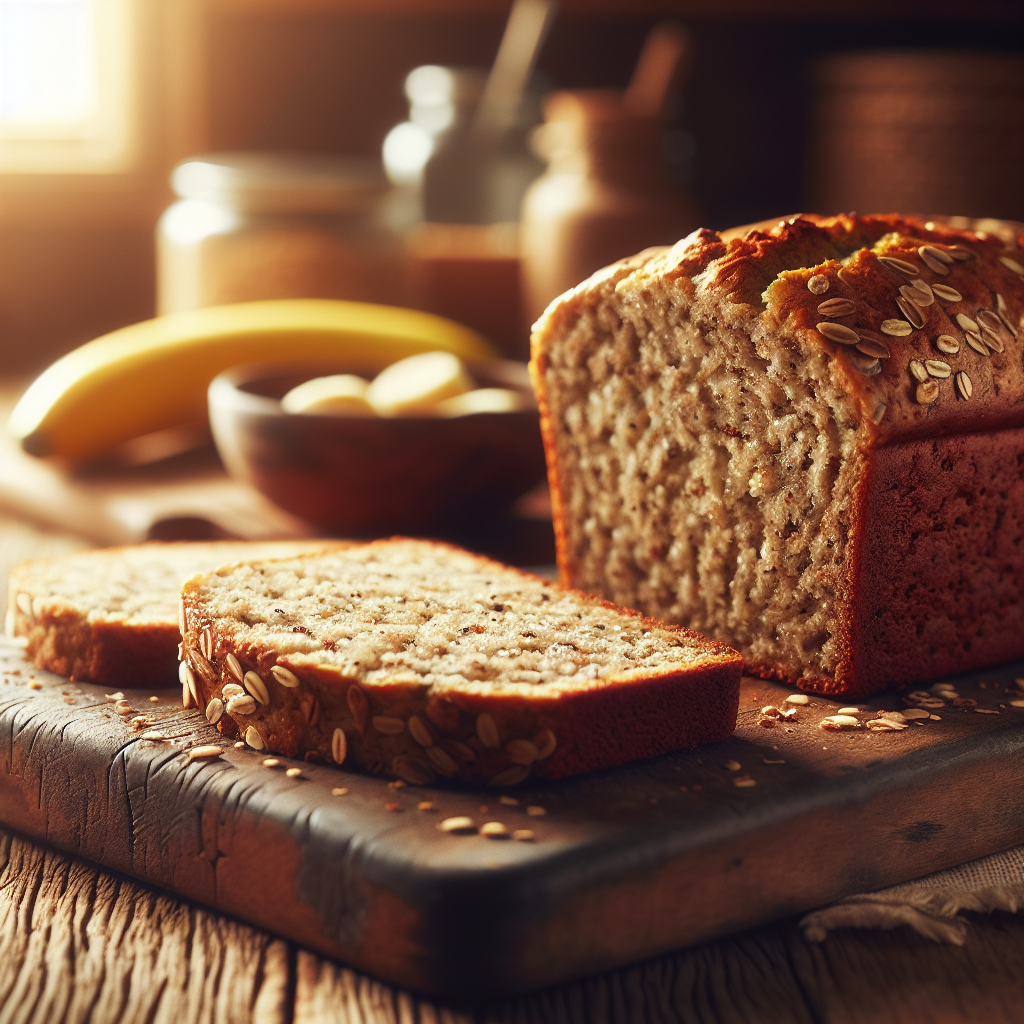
[0, 0, 133, 173]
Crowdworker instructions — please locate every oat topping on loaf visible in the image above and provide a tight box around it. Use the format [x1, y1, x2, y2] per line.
[531, 213, 1023, 697]
[180, 539, 742, 784]
[8, 540, 345, 686]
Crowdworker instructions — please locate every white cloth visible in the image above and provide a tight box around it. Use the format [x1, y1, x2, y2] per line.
[801, 845, 1024, 944]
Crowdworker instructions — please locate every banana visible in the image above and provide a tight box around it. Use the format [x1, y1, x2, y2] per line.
[9, 299, 495, 460]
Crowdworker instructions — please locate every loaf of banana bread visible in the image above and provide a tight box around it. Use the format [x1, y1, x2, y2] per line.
[530, 214, 1023, 696]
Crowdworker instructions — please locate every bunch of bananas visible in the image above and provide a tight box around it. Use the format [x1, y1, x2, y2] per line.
[9, 299, 494, 461]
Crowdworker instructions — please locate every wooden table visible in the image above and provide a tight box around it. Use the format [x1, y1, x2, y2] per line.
[1, 824, 1021, 1024]
[1, 513, 1021, 1024]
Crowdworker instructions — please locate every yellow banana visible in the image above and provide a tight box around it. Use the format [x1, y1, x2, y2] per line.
[9, 299, 495, 461]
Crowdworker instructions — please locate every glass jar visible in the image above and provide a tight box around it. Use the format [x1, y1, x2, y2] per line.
[157, 153, 407, 314]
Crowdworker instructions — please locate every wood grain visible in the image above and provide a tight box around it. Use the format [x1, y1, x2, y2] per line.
[0, 830, 290, 1024]
[1, 826, 1021, 1024]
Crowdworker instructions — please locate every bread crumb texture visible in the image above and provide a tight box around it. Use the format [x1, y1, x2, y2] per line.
[181, 539, 742, 783]
[531, 214, 1024, 696]
[192, 542, 723, 688]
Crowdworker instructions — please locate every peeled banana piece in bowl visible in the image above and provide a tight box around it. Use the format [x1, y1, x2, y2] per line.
[207, 356, 546, 534]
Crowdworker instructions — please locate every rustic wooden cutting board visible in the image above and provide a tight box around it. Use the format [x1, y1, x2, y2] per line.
[0, 637, 1021, 998]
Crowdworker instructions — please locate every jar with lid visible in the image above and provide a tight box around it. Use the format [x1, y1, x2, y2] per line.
[157, 153, 407, 315]
[520, 90, 700, 325]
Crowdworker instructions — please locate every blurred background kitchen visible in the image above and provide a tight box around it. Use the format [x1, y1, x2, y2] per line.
[1, 0, 1021, 375]
[0, 0, 1022, 584]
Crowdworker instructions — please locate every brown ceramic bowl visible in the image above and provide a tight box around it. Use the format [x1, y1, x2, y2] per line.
[208, 359, 547, 535]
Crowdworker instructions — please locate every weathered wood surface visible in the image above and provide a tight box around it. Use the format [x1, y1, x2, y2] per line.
[1, 826, 1021, 1024]
[2, 638, 1022, 997]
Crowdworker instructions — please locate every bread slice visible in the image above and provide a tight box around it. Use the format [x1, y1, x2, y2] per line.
[8, 540, 345, 687]
[530, 213, 1023, 697]
[179, 538, 742, 784]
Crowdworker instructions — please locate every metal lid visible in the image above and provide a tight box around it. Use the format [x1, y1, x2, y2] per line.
[171, 153, 389, 214]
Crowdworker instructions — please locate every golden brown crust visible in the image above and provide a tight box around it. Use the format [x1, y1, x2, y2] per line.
[179, 538, 743, 784]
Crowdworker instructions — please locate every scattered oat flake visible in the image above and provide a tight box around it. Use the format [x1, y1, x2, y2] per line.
[879, 711, 907, 723]
[28, 681, 42, 690]
[332, 787, 349, 796]
[785, 694, 810, 705]
[930, 714, 941, 720]
[499, 795, 519, 806]
[837, 707, 860, 715]
[512, 829, 535, 842]
[149, 696, 160, 702]
[234, 741, 245, 749]
[724, 760, 741, 771]
[1010, 700, 1024, 709]
[820, 715, 860, 730]
[901, 709, 931, 721]
[188, 745, 223, 761]
[64, 697, 76, 705]
[418, 801, 435, 810]
[140, 732, 165, 741]
[105, 693, 125, 700]
[480, 821, 509, 838]
[388, 780, 407, 790]
[975, 709, 999, 715]
[526, 806, 547, 817]
[763, 758, 786, 764]
[263, 758, 281, 768]
[439, 816, 476, 833]
[734, 777, 756, 788]
[286, 767, 303, 777]
[385, 802, 402, 812]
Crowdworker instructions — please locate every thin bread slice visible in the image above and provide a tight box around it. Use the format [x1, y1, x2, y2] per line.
[8, 540, 346, 687]
[179, 538, 742, 784]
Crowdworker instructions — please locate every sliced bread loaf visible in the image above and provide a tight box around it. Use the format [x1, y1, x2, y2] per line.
[8, 540, 345, 687]
[179, 538, 742, 784]
[531, 213, 1023, 697]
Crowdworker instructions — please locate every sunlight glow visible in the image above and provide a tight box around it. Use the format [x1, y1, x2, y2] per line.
[0, 0, 133, 172]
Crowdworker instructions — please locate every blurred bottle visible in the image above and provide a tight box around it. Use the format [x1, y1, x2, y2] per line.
[158, 153, 405, 315]
[382, 63, 547, 227]
[520, 24, 701, 325]
[383, 62, 545, 359]
[382, 0, 555, 358]
[381, 65, 488, 227]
